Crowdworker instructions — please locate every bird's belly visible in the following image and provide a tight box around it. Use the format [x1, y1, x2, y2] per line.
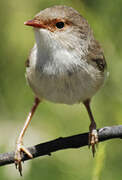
[26, 66, 104, 104]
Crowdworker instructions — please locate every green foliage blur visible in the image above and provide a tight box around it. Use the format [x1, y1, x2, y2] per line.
[0, 0, 122, 179]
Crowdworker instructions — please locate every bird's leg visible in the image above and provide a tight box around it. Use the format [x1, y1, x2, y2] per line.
[15, 97, 40, 176]
[83, 99, 98, 156]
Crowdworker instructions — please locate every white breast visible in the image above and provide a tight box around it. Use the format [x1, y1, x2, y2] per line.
[26, 29, 104, 104]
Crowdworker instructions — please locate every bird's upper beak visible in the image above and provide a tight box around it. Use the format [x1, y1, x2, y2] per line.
[24, 19, 46, 29]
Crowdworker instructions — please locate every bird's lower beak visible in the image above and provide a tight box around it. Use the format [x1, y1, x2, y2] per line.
[24, 19, 46, 29]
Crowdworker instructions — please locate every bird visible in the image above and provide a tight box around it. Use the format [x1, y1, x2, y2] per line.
[14, 5, 107, 175]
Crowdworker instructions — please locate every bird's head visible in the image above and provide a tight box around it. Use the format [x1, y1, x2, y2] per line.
[24, 6, 92, 53]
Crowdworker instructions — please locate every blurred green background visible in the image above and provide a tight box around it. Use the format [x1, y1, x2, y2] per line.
[0, 0, 122, 179]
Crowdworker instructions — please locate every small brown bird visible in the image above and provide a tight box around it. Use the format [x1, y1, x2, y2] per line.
[14, 5, 107, 175]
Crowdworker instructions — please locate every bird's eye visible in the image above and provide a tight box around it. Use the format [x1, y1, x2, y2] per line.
[56, 22, 64, 29]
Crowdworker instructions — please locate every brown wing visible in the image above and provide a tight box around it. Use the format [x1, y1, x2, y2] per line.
[87, 39, 107, 72]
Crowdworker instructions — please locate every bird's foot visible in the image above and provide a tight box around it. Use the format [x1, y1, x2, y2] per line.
[14, 142, 33, 176]
[89, 129, 98, 157]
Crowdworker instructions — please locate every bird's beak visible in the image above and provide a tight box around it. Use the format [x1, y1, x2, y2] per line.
[24, 19, 46, 29]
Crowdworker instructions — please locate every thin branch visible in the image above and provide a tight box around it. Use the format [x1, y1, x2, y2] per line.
[0, 125, 122, 167]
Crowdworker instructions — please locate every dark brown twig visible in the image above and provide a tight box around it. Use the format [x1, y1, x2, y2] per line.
[0, 125, 122, 167]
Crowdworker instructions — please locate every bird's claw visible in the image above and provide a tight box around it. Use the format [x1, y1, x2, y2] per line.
[89, 129, 98, 157]
[14, 142, 33, 176]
